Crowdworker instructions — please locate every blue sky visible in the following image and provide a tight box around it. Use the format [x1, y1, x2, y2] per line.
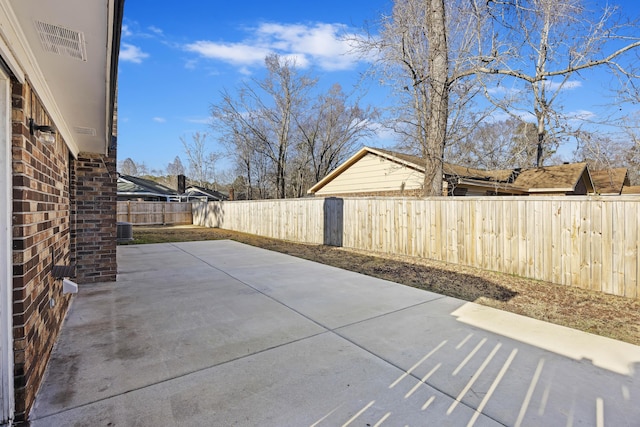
[118, 0, 392, 174]
[118, 0, 640, 175]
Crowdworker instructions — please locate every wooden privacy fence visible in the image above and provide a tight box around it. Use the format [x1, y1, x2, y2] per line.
[117, 201, 192, 225]
[192, 196, 640, 299]
[192, 198, 327, 244]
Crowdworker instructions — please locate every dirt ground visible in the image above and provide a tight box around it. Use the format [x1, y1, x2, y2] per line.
[121, 225, 640, 346]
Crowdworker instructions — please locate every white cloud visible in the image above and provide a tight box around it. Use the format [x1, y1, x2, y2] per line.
[364, 121, 398, 144]
[184, 59, 198, 70]
[487, 80, 583, 96]
[184, 41, 271, 66]
[148, 26, 164, 35]
[485, 110, 536, 123]
[238, 66, 252, 76]
[153, 117, 166, 123]
[186, 117, 210, 125]
[120, 43, 149, 63]
[122, 24, 133, 37]
[543, 80, 582, 91]
[257, 22, 364, 71]
[486, 86, 521, 96]
[184, 22, 366, 72]
[567, 109, 596, 121]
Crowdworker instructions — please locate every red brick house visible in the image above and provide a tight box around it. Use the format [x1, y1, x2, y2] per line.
[0, 1, 124, 423]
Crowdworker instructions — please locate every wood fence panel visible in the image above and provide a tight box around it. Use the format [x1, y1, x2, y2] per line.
[550, 200, 561, 285]
[116, 201, 192, 225]
[624, 201, 638, 298]
[494, 199, 503, 274]
[475, 199, 485, 271]
[578, 200, 591, 289]
[612, 202, 625, 296]
[590, 201, 602, 292]
[194, 196, 640, 299]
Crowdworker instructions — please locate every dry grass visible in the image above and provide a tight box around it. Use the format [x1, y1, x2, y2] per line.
[121, 225, 640, 346]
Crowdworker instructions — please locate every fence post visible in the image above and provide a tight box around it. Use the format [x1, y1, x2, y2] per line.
[127, 201, 131, 223]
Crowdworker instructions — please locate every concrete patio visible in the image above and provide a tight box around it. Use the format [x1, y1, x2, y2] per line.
[30, 240, 640, 426]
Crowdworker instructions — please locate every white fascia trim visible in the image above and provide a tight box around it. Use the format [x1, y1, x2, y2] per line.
[0, 0, 79, 156]
[526, 188, 573, 193]
[104, 0, 116, 148]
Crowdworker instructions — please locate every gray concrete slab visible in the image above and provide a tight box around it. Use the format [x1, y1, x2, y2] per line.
[30, 240, 640, 426]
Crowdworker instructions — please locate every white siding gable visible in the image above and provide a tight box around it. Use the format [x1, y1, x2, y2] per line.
[315, 152, 424, 195]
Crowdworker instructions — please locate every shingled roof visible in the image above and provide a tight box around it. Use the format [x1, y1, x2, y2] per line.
[308, 147, 595, 196]
[512, 163, 593, 193]
[375, 148, 516, 182]
[181, 185, 228, 201]
[117, 174, 178, 201]
[590, 168, 630, 195]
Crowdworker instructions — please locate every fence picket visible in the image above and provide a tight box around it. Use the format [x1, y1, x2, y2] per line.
[175, 196, 640, 299]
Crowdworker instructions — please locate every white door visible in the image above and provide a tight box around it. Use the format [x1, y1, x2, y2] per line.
[0, 66, 14, 425]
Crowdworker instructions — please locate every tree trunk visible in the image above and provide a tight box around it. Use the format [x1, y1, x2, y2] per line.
[424, 0, 449, 196]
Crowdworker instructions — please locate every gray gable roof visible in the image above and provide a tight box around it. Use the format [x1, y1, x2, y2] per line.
[117, 174, 178, 198]
[183, 185, 228, 201]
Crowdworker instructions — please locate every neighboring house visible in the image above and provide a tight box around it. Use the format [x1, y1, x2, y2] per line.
[180, 185, 229, 202]
[372, 148, 520, 196]
[510, 162, 595, 196]
[117, 174, 179, 201]
[590, 168, 630, 195]
[1, 1, 124, 424]
[307, 147, 595, 197]
[307, 147, 428, 197]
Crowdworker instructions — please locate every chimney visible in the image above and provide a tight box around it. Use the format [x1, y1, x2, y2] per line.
[228, 187, 235, 201]
[177, 174, 186, 194]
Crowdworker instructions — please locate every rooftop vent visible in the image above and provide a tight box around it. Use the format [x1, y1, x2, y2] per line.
[35, 21, 87, 61]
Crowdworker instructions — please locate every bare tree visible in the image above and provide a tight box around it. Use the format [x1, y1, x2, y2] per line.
[476, 0, 640, 166]
[166, 156, 185, 176]
[447, 118, 541, 169]
[211, 54, 316, 198]
[359, 0, 639, 198]
[119, 157, 138, 176]
[297, 83, 378, 183]
[181, 132, 218, 186]
[360, 0, 499, 195]
[118, 157, 152, 176]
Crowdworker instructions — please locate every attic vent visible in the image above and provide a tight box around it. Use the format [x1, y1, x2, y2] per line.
[74, 126, 97, 136]
[35, 21, 87, 61]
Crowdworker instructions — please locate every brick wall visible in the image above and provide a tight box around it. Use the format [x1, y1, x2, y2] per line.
[10, 76, 118, 420]
[71, 150, 117, 284]
[11, 80, 73, 421]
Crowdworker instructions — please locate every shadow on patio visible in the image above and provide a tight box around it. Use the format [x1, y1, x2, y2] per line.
[29, 240, 640, 426]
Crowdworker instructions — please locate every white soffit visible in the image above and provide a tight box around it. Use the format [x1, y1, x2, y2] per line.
[0, 0, 114, 155]
[34, 21, 88, 62]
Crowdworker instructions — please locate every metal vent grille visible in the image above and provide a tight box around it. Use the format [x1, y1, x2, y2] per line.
[74, 126, 97, 136]
[35, 21, 87, 61]
[117, 222, 134, 242]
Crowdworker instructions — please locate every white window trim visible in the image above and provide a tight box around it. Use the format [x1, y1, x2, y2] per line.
[0, 64, 14, 425]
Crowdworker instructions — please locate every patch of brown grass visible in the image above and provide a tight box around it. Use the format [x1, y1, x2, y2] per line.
[122, 225, 640, 346]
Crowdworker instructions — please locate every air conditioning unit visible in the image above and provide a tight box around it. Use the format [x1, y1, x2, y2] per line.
[116, 222, 133, 242]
